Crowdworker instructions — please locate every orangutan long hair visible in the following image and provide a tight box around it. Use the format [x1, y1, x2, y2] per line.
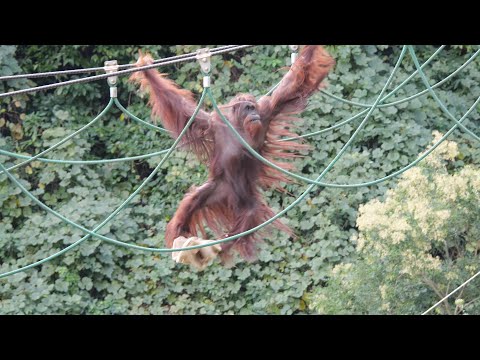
[130, 46, 335, 265]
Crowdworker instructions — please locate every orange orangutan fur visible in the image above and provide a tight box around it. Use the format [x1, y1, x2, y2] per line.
[130, 46, 335, 264]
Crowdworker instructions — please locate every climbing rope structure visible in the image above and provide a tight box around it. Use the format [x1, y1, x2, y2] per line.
[1, 45, 479, 315]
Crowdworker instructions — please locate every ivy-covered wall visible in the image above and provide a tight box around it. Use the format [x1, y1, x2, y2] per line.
[1, 45, 479, 314]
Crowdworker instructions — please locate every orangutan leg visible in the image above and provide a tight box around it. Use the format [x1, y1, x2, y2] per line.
[165, 181, 223, 270]
[165, 181, 217, 247]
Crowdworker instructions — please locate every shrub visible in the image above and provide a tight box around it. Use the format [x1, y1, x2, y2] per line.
[310, 133, 480, 315]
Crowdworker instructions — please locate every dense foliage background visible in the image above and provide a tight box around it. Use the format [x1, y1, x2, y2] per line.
[1, 45, 479, 314]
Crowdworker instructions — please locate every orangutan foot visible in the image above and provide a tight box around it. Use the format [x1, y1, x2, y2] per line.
[171, 236, 222, 271]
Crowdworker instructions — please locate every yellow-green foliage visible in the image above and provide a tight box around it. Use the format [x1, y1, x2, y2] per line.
[311, 133, 480, 315]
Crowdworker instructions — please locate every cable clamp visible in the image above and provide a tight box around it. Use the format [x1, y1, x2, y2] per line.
[104, 60, 119, 98]
[196, 48, 212, 88]
[289, 45, 299, 65]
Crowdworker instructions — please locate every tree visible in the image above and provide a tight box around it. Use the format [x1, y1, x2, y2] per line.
[310, 132, 480, 315]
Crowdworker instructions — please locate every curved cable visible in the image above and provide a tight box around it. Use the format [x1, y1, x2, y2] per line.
[318, 46, 447, 108]
[3, 46, 477, 172]
[0, 90, 208, 278]
[0, 46, 407, 279]
[0, 99, 114, 175]
[0, 148, 169, 165]
[2, 46, 479, 186]
[282, 47, 480, 142]
[211, 91, 480, 189]
[113, 98, 171, 134]
[1, 45, 478, 280]
[3, 92, 477, 263]
[408, 46, 480, 142]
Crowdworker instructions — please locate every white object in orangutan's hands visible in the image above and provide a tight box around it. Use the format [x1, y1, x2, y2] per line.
[171, 236, 221, 271]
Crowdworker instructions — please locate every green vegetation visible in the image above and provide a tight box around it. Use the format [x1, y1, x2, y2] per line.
[1, 45, 479, 314]
[310, 133, 480, 314]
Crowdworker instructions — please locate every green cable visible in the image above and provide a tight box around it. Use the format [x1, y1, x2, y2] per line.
[309, 46, 479, 110]
[2, 54, 478, 279]
[0, 98, 172, 169]
[2, 46, 477, 168]
[206, 89, 480, 189]
[1, 46, 478, 279]
[113, 98, 171, 134]
[408, 46, 480, 142]
[318, 46, 446, 108]
[0, 148, 169, 165]
[173, 45, 409, 250]
[265, 46, 447, 108]
[283, 47, 480, 142]
[0, 90, 207, 279]
[317, 95, 480, 188]
[0, 99, 114, 175]
[0, 46, 405, 279]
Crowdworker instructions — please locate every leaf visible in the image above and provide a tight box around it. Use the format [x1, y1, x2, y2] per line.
[42, 127, 68, 139]
[53, 109, 70, 121]
[11, 123, 23, 140]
